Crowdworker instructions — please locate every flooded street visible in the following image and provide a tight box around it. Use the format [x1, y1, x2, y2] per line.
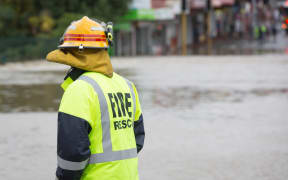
[0, 55, 288, 180]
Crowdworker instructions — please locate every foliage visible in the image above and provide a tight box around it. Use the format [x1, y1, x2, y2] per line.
[0, 0, 131, 37]
[0, 0, 131, 61]
[0, 36, 58, 62]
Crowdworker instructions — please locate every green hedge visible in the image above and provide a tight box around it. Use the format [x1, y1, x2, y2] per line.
[0, 37, 58, 63]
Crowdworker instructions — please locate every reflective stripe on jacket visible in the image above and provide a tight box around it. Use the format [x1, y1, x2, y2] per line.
[56, 72, 144, 180]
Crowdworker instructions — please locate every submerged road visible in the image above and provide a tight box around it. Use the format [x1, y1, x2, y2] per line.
[0, 55, 288, 180]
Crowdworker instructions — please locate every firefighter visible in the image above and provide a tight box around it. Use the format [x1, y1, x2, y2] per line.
[46, 16, 145, 180]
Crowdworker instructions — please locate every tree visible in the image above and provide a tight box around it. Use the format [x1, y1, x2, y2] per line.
[0, 0, 132, 37]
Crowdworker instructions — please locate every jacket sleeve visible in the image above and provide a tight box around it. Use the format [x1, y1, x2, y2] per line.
[134, 114, 145, 153]
[132, 84, 145, 153]
[56, 80, 96, 180]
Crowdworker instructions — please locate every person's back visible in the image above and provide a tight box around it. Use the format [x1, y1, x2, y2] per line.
[59, 72, 142, 180]
[46, 16, 145, 180]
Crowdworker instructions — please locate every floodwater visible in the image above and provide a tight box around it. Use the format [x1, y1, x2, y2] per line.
[0, 55, 288, 180]
[0, 68, 135, 112]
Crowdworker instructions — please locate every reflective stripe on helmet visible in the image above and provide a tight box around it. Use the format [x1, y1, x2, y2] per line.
[78, 76, 137, 163]
[64, 37, 106, 42]
[65, 34, 106, 38]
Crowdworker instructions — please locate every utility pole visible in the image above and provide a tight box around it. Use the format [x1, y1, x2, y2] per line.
[206, 0, 212, 55]
[181, 0, 187, 55]
[252, 0, 257, 39]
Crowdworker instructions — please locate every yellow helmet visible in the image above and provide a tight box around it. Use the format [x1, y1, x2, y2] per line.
[58, 16, 111, 49]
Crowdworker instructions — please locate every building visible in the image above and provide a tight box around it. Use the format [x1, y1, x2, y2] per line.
[114, 0, 277, 56]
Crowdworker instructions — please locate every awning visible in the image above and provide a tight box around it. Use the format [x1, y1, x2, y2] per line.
[213, 0, 235, 7]
[285, 0, 288, 7]
[212, 0, 222, 8]
[190, 0, 206, 9]
[190, 0, 235, 9]
[220, 0, 235, 6]
[121, 9, 155, 21]
[154, 8, 175, 20]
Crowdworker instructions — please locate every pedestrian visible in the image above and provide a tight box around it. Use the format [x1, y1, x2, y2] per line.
[46, 16, 145, 180]
[260, 24, 267, 42]
[272, 23, 277, 42]
[272, 8, 279, 42]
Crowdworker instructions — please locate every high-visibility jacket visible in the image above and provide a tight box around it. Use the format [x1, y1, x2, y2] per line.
[56, 71, 145, 180]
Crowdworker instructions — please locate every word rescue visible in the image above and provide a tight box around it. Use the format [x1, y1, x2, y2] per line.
[108, 92, 133, 130]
